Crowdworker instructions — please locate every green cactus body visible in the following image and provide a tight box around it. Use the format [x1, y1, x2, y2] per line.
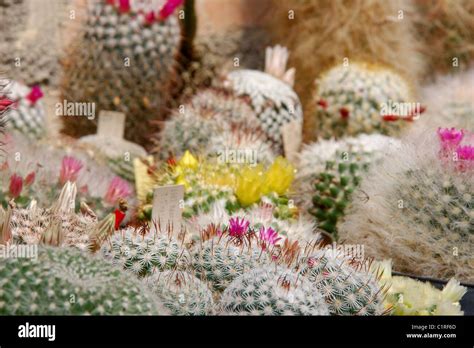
[100, 227, 187, 277]
[0, 246, 168, 315]
[310, 151, 372, 236]
[146, 270, 214, 316]
[191, 237, 271, 292]
[220, 265, 330, 315]
[298, 250, 386, 316]
[61, 0, 181, 145]
[313, 62, 415, 139]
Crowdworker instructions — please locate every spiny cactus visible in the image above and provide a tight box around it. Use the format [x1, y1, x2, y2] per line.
[154, 88, 268, 160]
[339, 128, 474, 282]
[1, 82, 45, 139]
[223, 68, 303, 153]
[61, 0, 182, 145]
[145, 270, 214, 315]
[0, 246, 169, 315]
[100, 226, 188, 278]
[312, 62, 417, 139]
[219, 265, 330, 316]
[297, 249, 387, 315]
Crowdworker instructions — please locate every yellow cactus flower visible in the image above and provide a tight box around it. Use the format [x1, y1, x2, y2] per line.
[262, 156, 295, 195]
[235, 164, 265, 206]
[177, 150, 198, 171]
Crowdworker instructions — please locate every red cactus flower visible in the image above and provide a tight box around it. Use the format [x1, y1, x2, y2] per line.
[339, 107, 350, 119]
[317, 99, 328, 109]
[118, 0, 130, 13]
[26, 85, 43, 105]
[145, 11, 156, 24]
[114, 208, 126, 230]
[9, 174, 23, 198]
[59, 156, 83, 185]
[24, 171, 35, 186]
[159, 0, 183, 19]
[0, 97, 15, 113]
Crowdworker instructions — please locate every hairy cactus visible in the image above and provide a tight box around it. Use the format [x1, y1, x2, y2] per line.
[61, 0, 182, 145]
[297, 250, 387, 315]
[219, 265, 330, 315]
[223, 69, 303, 153]
[145, 270, 214, 315]
[312, 62, 417, 139]
[339, 128, 474, 282]
[1, 82, 45, 139]
[100, 226, 187, 278]
[0, 246, 168, 315]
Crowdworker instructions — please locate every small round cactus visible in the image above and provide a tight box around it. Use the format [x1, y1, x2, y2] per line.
[298, 250, 386, 315]
[2, 82, 45, 139]
[145, 270, 214, 316]
[100, 226, 188, 277]
[339, 128, 474, 282]
[219, 265, 330, 315]
[0, 246, 169, 315]
[312, 62, 416, 139]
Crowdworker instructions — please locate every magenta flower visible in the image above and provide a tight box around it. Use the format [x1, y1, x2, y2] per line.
[456, 145, 474, 161]
[145, 11, 156, 24]
[159, 0, 184, 19]
[228, 217, 250, 238]
[9, 174, 23, 198]
[59, 156, 83, 185]
[118, 0, 130, 13]
[437, 128, 464, 148]
[104, 176, 132, 205]
[26, 85, 43, 105]
[259, 226, 281, 250]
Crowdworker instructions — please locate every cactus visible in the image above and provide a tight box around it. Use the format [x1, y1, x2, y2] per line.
[309, 151, 373, 237]
[223, 68, 303, 153]
[145, 270, 214, 315]
[219, 265, 330, 316]
[312, 62, 417, 139]
[0, 246, 169, 315]
[100, 226, 188, 278]
[61, 0, 182, 145]
[1, 82, 45, 139]
[339, 128, 474, 282]
[297, 250, 387, 315]
[154, 88, 268, 160]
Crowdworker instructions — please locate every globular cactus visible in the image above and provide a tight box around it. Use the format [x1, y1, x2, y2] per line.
[190, 217, 281, 291]
[61, 0, 182, 146]
[312, 62, 417, 139]
[145, 270, 214, 315]
[339, 128, 474, 282]
[297, 250, 387, 315]
[0, 246, 169, 315]
[223, 67, 303, 153]
[1, 82, 45, 139]
[219, 265, 330, 316]
[100, 226, 188, 278]
[154, 89, 270, 161]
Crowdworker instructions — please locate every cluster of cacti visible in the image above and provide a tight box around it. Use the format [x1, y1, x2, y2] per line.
[223, 68, 303, 153]
[312, 62, 417, 140]
[0, 0, 69, 85]
[100, 226, 187, 278]
[219, 265, 330, 316]
[0, 246, 168, 315]
[60, 0, 182, 145]
[145, 270, 214, 315]
[297, 249, 387, 315]
[1, 82, 45, 139]
[340, 128, 474, 282]
[154, 89, 273, 161]
[374, 260, 467, 316]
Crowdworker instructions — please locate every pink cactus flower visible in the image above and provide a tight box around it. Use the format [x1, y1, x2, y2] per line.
[104, 176, 133, 205]
[26, 85, 43, 105]
[228, 217, 250, 238]
[437, 128, 464, 148]
[9, 174, 23, 198]
[456, 145, 474, 161]
[59, 156, 83, 185]
[159, 0, 183, 19]
[259, 226, 281, 250]
[0, 97, 15, 113]
[145, 10, 156, 24]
